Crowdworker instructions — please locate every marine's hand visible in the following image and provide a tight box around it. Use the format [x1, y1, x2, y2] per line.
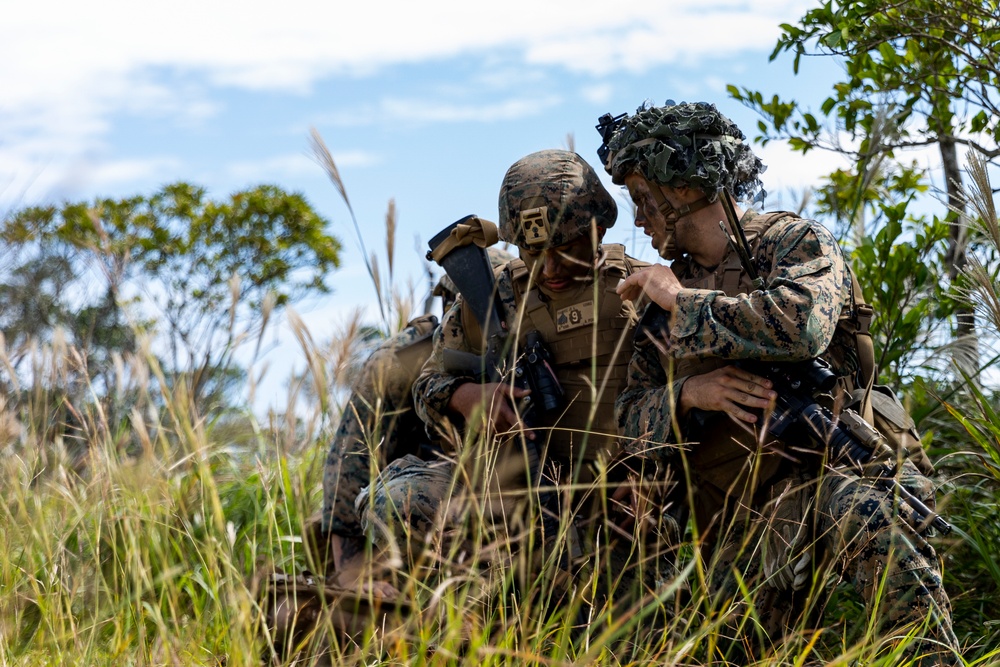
[679, 366, 775, 423]
[448, 381, 535, 439]
[616, 264, 683, 310]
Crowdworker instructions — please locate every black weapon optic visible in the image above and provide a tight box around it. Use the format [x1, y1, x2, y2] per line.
[518, 331, 564, 422]
[595, 112, 626, 166]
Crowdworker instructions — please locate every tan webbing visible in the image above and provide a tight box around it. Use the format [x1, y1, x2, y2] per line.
[427, 217, 500, 263]
[847, 267, 877, 421]
[719, 211, 790, 295]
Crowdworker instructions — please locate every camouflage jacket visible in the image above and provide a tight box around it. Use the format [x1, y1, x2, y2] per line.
[321, 314, 438, 536]
[413, 244, 646, 461]
[617, 210, 854, 452]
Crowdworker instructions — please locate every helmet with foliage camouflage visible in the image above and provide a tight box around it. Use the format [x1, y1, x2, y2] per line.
[433, 246, 514, 303]
[498, 149, 617, 249]
[604, 101, 765, 203]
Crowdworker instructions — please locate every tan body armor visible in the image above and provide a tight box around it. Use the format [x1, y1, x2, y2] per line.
[485, 244, 644, 461]
[666, 212, 879, 531]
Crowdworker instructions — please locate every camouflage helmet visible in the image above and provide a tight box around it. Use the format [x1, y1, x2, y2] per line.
[604, 101, 765, 203]
[498, 149, 617, 249]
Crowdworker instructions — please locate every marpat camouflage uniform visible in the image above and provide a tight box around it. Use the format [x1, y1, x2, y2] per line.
[360, 246, 647, 553]
[321, 314, 438, 537]
[322, 246, 513, 541]
[359, 150, 675, 617]
[617, 209, 960, 663]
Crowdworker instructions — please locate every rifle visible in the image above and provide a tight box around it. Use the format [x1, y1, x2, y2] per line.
[740, 358, 951, 535]
[426, 215, 575, 559]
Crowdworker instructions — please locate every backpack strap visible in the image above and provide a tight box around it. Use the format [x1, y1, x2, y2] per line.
[719, 211, 795, 295]
[846, 266, 876, 420]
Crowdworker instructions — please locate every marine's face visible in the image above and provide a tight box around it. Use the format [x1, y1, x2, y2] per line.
[624, 172, 680, 260]
[520, 233, 598, 294]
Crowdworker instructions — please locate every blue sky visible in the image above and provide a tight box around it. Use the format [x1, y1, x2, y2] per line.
[2, 0, 863, 411]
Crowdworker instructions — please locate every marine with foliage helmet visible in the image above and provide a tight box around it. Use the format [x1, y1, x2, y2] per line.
[602, 101, 960, 663]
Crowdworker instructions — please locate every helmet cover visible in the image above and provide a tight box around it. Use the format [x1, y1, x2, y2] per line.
[498, 149, 617, 248]
[605, 101, 765, 203]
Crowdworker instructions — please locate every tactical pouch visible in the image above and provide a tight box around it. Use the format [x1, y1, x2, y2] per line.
[393, 314, 438, 377]
[848, 386, 934, 476]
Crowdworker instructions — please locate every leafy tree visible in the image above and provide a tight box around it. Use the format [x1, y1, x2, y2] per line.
[729, 0, 1000, 378]
[811, 162, 957, 385]
[0, 182, 341, 409]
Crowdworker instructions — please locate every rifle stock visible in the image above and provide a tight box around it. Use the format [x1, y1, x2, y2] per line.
[427, 216, 507, 362]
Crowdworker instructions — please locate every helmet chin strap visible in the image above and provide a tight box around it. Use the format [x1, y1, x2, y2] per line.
[648, 184, 712, 219]
[671, 192, 713, 217]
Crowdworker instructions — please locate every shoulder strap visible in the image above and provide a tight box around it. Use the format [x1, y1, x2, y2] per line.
[601, 243, 626, 271]
[459, 299, 484, 354]
[720, 251, 744, 296]
[719, 211, 795, 295]
[845, 266, 876, 420]
[748, 210, 796, 231]
[625, 253, 652, 273]
[508, 258, 529, 282]
[523, 290, 557, 341]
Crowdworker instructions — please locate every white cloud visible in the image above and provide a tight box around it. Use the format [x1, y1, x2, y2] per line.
[756, 142, 849, 202]
[3, 1, 816, 116]
[226, 151, 379, 182]
[65, 157, 184, 192]
[581, 84, 614, 105]
[321, 95, 562, 127]
[378, 96, 562, 124]
[701, 76, 730, 96]
[0, 0, 816, 206]
[0, 140, 181, 207]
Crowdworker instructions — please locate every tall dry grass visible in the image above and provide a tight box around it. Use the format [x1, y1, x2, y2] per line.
[2, 145, 1000, 666]
[2, 319, 985, 666]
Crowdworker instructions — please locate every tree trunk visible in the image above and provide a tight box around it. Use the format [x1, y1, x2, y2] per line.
[941, 136, 967, 279]
[940, 135, 978, 372]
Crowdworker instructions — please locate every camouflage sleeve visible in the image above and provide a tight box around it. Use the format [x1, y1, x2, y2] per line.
[616, 305, 689, 451]
[412, 297, 477, 448]
[322, 390, 375, 535]
[669, 219, 848, 361]
[322, 326, 424, 536]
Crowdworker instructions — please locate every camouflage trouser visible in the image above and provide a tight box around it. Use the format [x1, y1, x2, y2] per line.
[355, 454, 459, 562]
[354, 446, 560, 568]
[357, 447, 681, 621]
[710, 461, 960, 664]
[816, 461, 958, 662]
